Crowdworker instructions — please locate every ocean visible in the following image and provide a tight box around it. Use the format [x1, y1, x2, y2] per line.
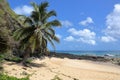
[55, 51, 120, 57]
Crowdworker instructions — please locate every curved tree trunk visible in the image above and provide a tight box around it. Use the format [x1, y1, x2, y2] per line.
[21, 47, 31, 66]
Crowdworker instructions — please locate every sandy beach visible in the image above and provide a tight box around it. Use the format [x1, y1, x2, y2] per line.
[2, 57, 120, 80]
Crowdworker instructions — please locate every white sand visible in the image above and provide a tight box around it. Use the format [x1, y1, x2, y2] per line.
[3, 57, 120, 80]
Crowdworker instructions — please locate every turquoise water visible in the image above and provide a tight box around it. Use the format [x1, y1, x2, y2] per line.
[55, 51, 120, 57]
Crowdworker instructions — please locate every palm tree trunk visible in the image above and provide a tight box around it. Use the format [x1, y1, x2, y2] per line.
[21, 47, 31, 66]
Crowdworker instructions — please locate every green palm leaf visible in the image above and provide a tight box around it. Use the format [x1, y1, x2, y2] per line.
[46, 20, 61, 27]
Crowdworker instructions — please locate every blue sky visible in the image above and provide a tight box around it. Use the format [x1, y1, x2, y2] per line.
[8, 0, 120, 51]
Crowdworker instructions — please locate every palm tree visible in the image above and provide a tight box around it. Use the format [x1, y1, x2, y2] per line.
[13, 2, 61, 64]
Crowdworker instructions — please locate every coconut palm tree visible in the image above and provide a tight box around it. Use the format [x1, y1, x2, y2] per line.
[13, 2, 61, 64]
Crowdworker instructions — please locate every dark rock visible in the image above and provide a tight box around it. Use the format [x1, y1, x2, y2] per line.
[48, 52, 110, 62]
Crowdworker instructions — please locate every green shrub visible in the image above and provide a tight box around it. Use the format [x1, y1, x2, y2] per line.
[0, 73, 29, 80]
[0, 54, 5, 61]
[8, 56, 22, 62]
[4, 55, 22, 63]
[25, 58, 33, 64]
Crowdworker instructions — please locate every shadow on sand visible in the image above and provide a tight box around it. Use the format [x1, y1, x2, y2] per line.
[28, 62, 46, 68]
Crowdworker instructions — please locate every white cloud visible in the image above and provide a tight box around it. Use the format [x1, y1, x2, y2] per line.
[61, 20, 73, 27]
[55, 34, 62, 39]
[101, 36, 117, 42]
[101, 4, 120, 42]
[68, 28, 96, 39]
[14, 5, 33, 15]
[65, 28, 96, 45]
[80, 38, 96, 45]
[64, 36, 74, 41]
[79, 17, 94, 26]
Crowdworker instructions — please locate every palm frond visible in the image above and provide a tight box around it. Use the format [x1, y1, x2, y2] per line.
[43, 10, 56, 21]
[46, 20, 61, 28]
[13, 27, 35, 41]
[48, 28, 55, 36]
[31, 11, 39, 23]
[31, 2, 39, 12]
[39, 2, 49, 21]
[53, 36, 60, 43]
[45, 30, 54, 38]
[39, 2, 49, 11]
[25, 17, 37, 27]
[46, 35, 55, 49]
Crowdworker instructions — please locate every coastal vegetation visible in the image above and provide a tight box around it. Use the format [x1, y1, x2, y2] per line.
[0, 0, 61, 64]
[0, 73, 29, 80]
[0, 0, 61, 79]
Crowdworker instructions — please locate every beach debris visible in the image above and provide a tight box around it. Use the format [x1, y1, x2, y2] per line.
[21, 71, 28, 75]
[51, 75, 62, 80]
[22, 67, 27, 70]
